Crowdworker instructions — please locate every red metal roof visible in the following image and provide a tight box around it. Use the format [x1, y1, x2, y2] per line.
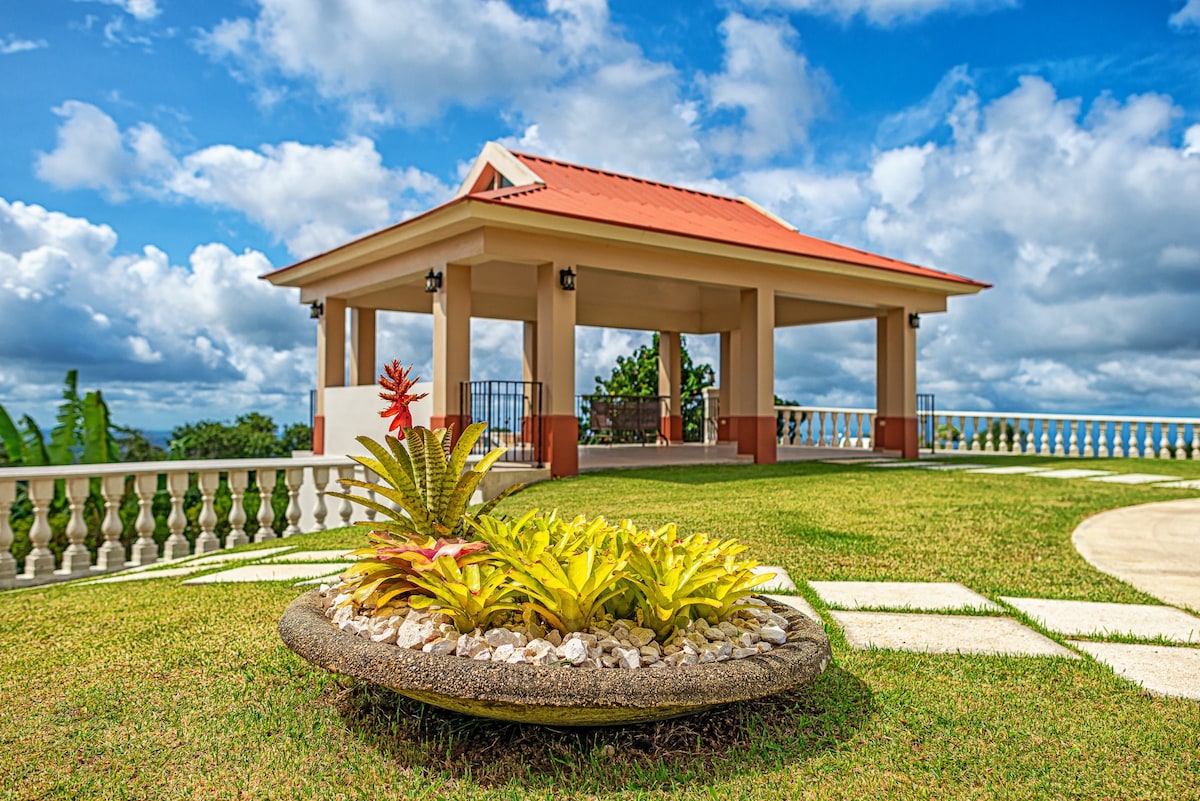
[466, 151, 985, 287]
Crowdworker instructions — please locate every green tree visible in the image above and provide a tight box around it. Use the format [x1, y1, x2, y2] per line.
[592, 333, 715, 397]
[168, 413, 312, 460]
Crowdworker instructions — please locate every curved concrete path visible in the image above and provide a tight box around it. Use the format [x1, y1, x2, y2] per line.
[1073, 498, 1200, 613]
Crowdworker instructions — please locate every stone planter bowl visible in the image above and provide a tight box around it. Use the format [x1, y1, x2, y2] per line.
[279, 589, 832, 726]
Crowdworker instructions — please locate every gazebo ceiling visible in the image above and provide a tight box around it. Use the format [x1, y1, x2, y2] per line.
[263, 142, 988, 334]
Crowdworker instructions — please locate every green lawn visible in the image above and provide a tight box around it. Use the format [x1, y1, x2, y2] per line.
[2, 456, 1199, 800]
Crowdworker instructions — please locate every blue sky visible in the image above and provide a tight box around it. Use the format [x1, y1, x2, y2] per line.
[2, 0, 1199, 432]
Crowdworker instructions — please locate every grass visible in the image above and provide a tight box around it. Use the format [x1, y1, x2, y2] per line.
[2, 456, 1199, 800]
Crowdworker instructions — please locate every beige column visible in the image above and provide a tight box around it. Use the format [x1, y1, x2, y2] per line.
[431, 263, 471, 440]
[718, 330, 738, 443]
[536, 262, 578, 476]
[349, 307, 376, 386]
[736, 288, 776, 464]
[522, 321, 538, 446]
[314, 296, 346, 455]
[658, 331, 682, 442]
[874, 308, 918, 457]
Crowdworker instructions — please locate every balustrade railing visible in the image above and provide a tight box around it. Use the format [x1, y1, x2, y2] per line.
[0, 456, 363, 590]
[775, 406, 875, 449]
[773, 405, 1200, 460]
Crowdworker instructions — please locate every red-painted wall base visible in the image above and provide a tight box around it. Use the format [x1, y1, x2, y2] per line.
[312, 415, 325, 455]
[542, 415, 579, 477]
[735, 416, 777, 464]
[874, 416, 919, 458]
[429, 415, 469, 448]
[661, 415, 683, 443]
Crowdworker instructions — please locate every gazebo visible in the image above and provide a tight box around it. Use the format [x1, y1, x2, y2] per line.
[263, 143, 988, 476]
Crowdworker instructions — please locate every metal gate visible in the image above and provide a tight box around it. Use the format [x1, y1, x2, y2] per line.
[460, 381, 542, 465]
[917, 393, 936, 454]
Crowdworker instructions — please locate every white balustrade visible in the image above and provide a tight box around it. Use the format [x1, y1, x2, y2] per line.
[0, 455, 358, 589]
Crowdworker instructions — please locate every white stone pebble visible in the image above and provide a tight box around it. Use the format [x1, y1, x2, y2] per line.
[319, 585, 793, 670]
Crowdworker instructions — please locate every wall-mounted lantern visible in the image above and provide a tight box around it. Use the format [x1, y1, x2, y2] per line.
[424, 269, 443, 293]
[559, 266, 576, 291]
[309, 301, 324, 319]
[908, 313, 921, 329]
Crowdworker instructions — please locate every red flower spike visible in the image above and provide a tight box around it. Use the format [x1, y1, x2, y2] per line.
[378, 360, 428, 440]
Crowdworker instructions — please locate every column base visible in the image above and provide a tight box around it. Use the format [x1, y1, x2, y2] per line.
[735, 416, 777, 464]
[313, 414, 325, 456]
[661, 415, 683, 443]
[542, 415, 579, 477]
[874, 416, 919, 459]
[718, 417, 737, 443]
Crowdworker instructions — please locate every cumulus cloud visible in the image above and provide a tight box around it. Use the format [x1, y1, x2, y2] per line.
[744, 0, 1017, 26]
[1, 35, 48, 54]
[702, 14, 831, 162]
[1169, 0, 1200, 29]
[757, 75, 1200, 416]
[0, 197, 317, 428]
[74, 0, 161, 21]
[35, 101, 450, 257]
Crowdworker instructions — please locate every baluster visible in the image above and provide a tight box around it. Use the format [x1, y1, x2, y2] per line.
[0, 479, 17, 588]
[1083, 421, 1094, 458]
[364, 469, 378, 523]
[1159, 423, 1172, 459]
[96, 475, 127, 571]
[58, 477, 92, 575]
[815, 412, 825, 447]
[832, 412, 843, 448]
[854, 413, 865, 449]
[1127, 422, 1139, 458]
[336, 466, 355, 526]
[311, 466, 329, 532]
[803, 411, 814, 446]
[984, 417, 995, 452]
[163, 472, 190, 560]
[1192, 424, 1199, 461]
[283, 468, 303, 537]
[1022, 418, 1034, 454]
[968, 417, 981, 451]
[1067, 420, 1080, 457]
[194, 471, 220, 553]
[226, 470, 249, 548]
[1098, 421, 1111, 458]
[254, 469, 277, 542]
[1173, 424, 1186, 462]
[19, 478, 57, 578]
[1051, 420, 1064, 455]
[131, 473, 159, 566]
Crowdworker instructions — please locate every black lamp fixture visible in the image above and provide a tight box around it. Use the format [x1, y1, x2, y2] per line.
[309, 301, 324, 319]
[559, 266, 576, 291]
[908, 313, 921, 329]
[424, 269, 443, 293]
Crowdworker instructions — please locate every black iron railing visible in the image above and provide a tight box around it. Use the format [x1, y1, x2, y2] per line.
[460, 381, 542, 465]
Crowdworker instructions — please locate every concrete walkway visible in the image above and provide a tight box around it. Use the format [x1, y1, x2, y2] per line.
[1072, 497, 1200, 613]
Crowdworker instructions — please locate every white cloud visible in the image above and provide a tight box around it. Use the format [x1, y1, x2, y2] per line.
[745, 0, 1017, 26]
[702, 14, 830, 162]
[34, 101, 450, 257]
[0, 35, 48, 54]
[1169, 0, 1200, 29]
[197, 0, 560, 125]
[74, 0, 161, 21]
[0, 197, 316, 430]
[763, 75, 1200, 416]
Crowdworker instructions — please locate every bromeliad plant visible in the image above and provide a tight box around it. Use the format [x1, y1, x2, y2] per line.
[329, 357, 776, 645]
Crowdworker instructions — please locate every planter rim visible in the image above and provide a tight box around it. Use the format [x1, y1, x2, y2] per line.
[280, 589, 833, 726]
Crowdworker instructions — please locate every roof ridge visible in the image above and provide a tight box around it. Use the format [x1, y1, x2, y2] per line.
[507, 150, 749, 207]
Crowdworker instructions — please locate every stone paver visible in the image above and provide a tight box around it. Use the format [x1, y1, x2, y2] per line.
[967, 465, 1052, 475]
[1030, 469, 1114, 480]
[86, 566, 209, 584]
[1072, 498, 1200, 612]
[182, 563, 348, 584]
[1002, 597, 1200, 643]
[1089, 473, 1181, 485]
[1068, 640, 1200, 700]
[763, 593, 821, 622]
[754, 565, 797, 592]
[920, 463, 988, 471]
[268, 549, 357, 562]
[819, 458, 897, 465]
[866, 461, 939, 469]
[1154, 480, 1200, 490]
[829, 611, 1078, 657]
[183, 546, 295, 567]
[809, 581, 1001, 612]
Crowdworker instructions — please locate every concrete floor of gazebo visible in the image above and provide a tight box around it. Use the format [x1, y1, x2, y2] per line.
[578, 443, 883, 472]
